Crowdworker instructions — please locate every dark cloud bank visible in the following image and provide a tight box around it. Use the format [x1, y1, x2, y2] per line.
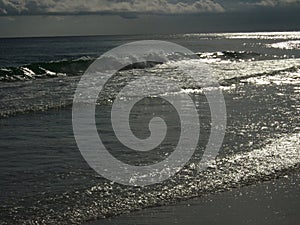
[0, 0, 299, 37]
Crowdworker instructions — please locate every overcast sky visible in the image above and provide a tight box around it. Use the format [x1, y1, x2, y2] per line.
[0, 0, 300, 37]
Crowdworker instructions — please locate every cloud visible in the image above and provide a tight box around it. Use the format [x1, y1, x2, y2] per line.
[247, 0, 300, 7]
[0, 0, 225, 16]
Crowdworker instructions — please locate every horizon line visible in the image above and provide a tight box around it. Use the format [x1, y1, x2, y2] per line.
[0, 29, 299, 39]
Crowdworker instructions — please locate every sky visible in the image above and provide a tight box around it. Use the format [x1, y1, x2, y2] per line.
[0, 0, 300, 37]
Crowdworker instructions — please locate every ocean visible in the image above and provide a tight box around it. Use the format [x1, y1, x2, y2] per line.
[0, 32, 299, 224]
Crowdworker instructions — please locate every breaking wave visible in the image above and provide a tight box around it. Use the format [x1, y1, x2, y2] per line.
[0, 57, 299, 118]
[0, 51, 279, 82]
[267, 40, 300, 50]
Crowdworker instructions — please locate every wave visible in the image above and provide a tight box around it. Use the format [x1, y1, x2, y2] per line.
[266, 40, 300, 50]
[6, 132, 300, 224]
[0, 57, 94, 82]
[0, 52, 196, 82]
[0, 58, 299, 118]
[0, 51, 271, 82]
[164, 57, 300, 86]
[0, 51, 291, 82]
[219, 64, 300, 86]
[197, 51, 264, 62]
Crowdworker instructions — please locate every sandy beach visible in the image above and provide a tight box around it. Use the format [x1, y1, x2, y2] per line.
[89, 171, 300, 225]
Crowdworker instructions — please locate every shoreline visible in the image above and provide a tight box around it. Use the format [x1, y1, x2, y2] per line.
[88, 171, 300, 225]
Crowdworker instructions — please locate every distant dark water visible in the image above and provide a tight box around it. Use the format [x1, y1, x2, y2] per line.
[1, 32, 300, 68]
[0, 32, 299, 224]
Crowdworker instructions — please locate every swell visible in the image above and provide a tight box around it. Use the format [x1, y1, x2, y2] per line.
[0, 57, 162, 82]
[0, 57, 94, 82]
[197, 51, 273, 62]
[267, 40, 300, 50]
[219, 65, 300, 86]
[0, 51, 274, 82]
[4, 132, 300, 224]
[0, 58, 299, 119]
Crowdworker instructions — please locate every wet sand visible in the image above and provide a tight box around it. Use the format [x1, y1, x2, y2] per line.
[89, 171, 300, 225]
